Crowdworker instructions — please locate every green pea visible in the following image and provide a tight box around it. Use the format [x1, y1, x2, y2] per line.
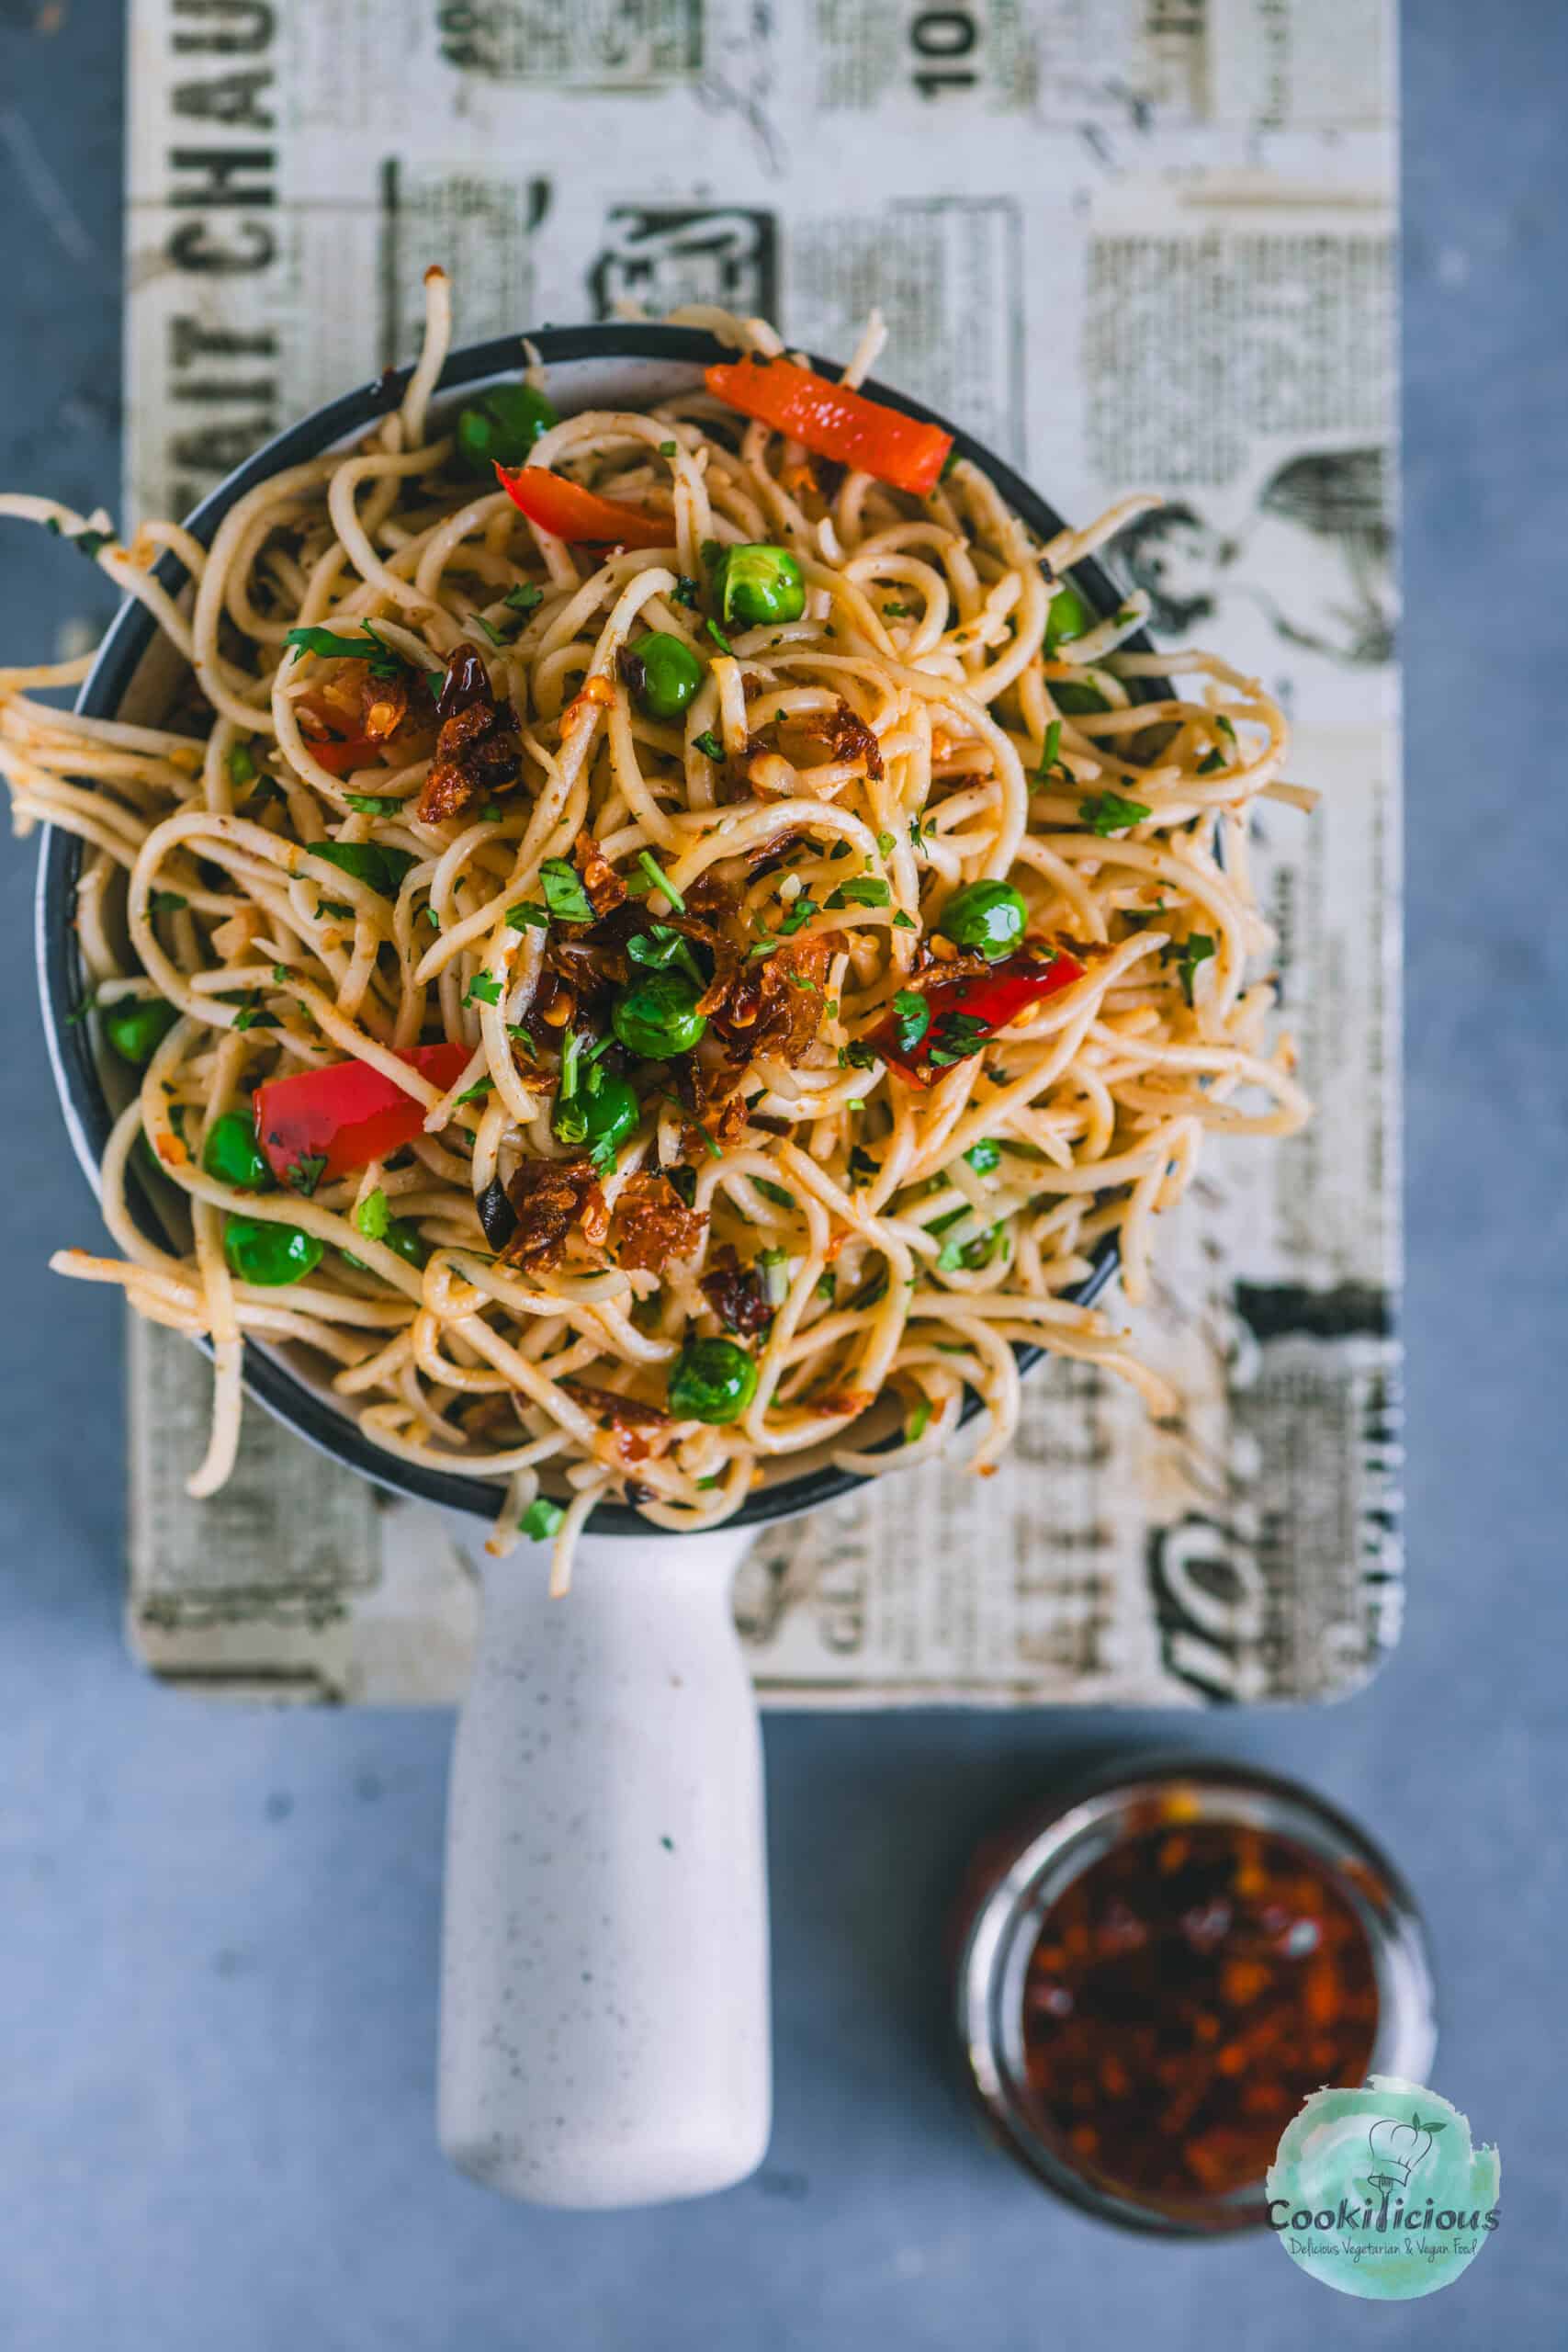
[343, 1218, 426, 1274]
[581, 1068, 639, 1155]
[611, 971, 707, 1059]
[1044, 580, 1092, 652]
[668, 1336, 759, 1425]
[938, 880, 1028, 961]
[223, 1216, 322, 1287]
[1052, 679, 1111, 716]
[456, 382, 559, 475]
[201, 1110, 274, 1192]
[102, 997, 179, 1067]
[711, 543, 806, 628]
[627, 630, 704, 722]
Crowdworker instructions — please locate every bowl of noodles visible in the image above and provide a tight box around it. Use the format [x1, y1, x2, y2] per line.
[9, 266, 1310, 2206]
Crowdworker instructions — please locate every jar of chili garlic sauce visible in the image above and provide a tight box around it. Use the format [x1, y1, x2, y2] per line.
[952, 1758, 1438, 2234]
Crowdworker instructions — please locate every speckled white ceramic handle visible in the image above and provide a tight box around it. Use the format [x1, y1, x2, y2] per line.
[437, 1527, 771, 2208]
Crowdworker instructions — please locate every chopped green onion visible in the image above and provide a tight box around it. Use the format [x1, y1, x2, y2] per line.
[355, 1187, 390, 1242]
[520, 1498, 566, 1541]
[637, 850, 685, 911]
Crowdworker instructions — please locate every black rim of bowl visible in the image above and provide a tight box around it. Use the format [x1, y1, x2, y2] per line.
[36, 322, 1149, 1531]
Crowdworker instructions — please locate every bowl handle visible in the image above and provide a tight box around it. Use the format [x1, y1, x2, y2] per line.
[437, 1525, 771, 2207]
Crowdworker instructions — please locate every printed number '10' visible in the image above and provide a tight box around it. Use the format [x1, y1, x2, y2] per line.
[910, 6, 979, 97]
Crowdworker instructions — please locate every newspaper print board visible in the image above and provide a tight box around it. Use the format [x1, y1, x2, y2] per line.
[118, 0, 1399, 1705]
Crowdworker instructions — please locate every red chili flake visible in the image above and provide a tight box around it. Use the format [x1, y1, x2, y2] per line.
[1020, 1823, 1379, 2204]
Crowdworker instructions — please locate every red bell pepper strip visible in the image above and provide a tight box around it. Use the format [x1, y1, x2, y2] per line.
[299, 732, 382, 777]
[705, 355, 953, 496]
[874, 951, 1084, 1088]
[254, 1042, 471, 1185]
[494, 463, 672, 549]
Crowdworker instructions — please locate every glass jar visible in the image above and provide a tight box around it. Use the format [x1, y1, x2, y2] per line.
[952, 1755, 1438, 2235]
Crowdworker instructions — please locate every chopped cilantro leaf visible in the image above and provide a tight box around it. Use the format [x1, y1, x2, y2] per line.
[1078, 792, 1152, 837]
[893, 989, 930, 1055]
[284, 622, 403, 681]
[344, 793, 402, 816]
[307, 840, 419, 896]
[464, 972, 502, 1006]
[284, 1151, 328, 1198]
[926, 1010, 989, 1069]
[826, 876, 891, 910]
[1166, 932, 1216, 1006]
[540, 858, 594, 922]
[692, 729, 724, 761]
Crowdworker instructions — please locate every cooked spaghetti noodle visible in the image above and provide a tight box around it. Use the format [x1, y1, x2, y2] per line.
[0, 268, 1310, 1589]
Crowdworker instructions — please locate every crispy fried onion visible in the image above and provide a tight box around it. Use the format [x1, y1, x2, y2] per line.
[700, 930, 830, 1064]
[700, 1245, 775, 1338]
[561, 1379, 673, 1464]
[789, 697, 885, 782]
[415, 640, 522, 823]
[610, 1171, 708, 1272]
[499, 1154, 608, 1274]
[573, 828, 626, 917]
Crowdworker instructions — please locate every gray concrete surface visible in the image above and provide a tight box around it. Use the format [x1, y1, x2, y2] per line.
[1, 5, 1562, 2343]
